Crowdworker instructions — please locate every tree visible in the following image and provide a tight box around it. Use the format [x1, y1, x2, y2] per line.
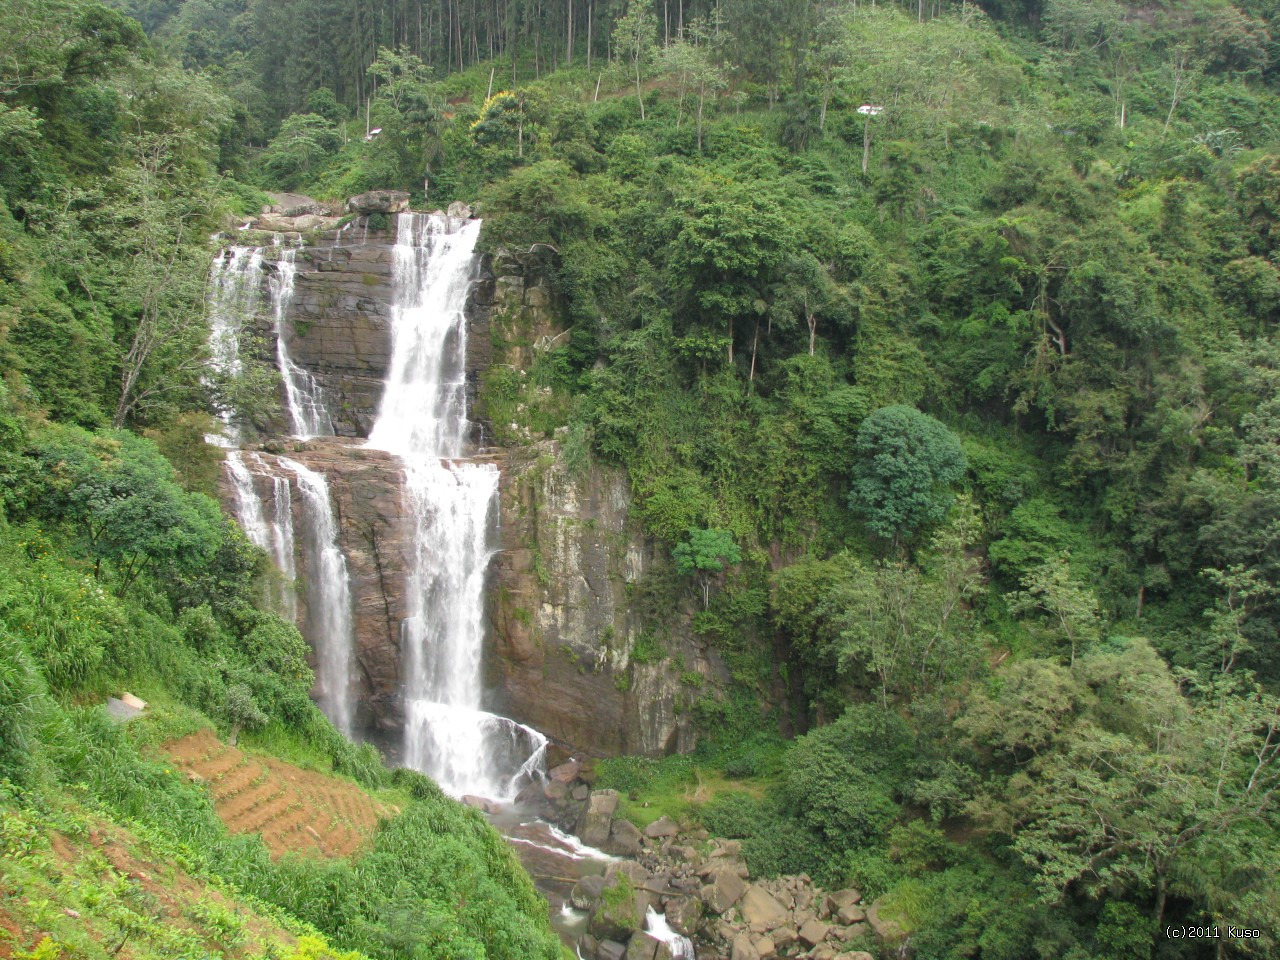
[224, 682, 267, 745]
[18, 425, 223, 594]
[848, 405, 966, 547]
[668, 185, 792, 363]
[963, 642, 1280, 942]
[659, 16, 727, 152]
[1006, 554, 1102, 665]
[673, 527, 741, 609]
[612, 0, 657, 121]
[261, 112, 342, 187]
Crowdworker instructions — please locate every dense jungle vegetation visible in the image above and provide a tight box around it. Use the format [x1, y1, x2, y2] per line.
[3, 0, 1280, 956]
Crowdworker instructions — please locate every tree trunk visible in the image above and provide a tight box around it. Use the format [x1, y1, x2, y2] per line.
[862, 111, 872, 174]
[749, 317, 760, 384]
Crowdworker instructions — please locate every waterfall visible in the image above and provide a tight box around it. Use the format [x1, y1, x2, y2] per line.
[208, 236, 353, 736]
[282, 457, 356, 737]
[207, 246, 265, 438]
[367, 212, 545, 800]
[222, 452, 299, 622]
[270, 238, 334, 439]
[644, 908, 694, 959]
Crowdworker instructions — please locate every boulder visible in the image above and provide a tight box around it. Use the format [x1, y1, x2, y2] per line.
[664, 895, 703, 938]
[700, 868, 747, 915]
[836, 902, 867, 925]
[346, 190, 410, 214]
[644, 816, 680, 839]
[738, 886, 788, 931]
[588, 878, 647, 941]
[547, 759, 582, 782]
[606, 860, 650, 888]
[826, 888, 863, 912]
[844, 953, 875, 960]
[835, 922, 868, 942]
[605, 818, 644, 857]
[809, 946, 838, 960]
[572, 874, 607, 910]
[751, 935, 776, 958]
[624, 932, 674, 960]
[579, 789, 621, 847]
[460, 795, 501, 813]
[798, 918, 829, 947]
[597, 941, 627, 960]
[447, 200, 473, 219]
[730, 933, 759, 960]
[771, 926, 798, 949]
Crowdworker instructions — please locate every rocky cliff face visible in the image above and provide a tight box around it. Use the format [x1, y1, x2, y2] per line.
[477, 250, 729, 758]
[221, 205, 726, 758]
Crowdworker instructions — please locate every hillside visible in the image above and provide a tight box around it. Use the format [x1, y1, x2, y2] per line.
[2, 0, 1280, 958]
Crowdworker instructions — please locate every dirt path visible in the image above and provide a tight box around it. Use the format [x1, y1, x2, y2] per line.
[166, 730, 395, 859]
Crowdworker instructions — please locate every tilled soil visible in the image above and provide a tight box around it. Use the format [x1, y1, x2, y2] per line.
[166, 729, 395, 859]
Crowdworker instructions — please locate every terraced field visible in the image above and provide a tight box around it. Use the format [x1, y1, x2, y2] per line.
[166, 730, 396, 859]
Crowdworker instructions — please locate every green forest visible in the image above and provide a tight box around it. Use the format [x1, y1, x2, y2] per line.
[2, 0, 1280, 957]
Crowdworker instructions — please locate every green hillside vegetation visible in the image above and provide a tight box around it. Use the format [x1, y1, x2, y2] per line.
[3, 0, 1280, 956]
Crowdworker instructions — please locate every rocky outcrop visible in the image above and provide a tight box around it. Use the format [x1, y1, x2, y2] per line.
[275, 232, 399, 437]
[347, 189, 410, 213]
[564, 790, 888, 960]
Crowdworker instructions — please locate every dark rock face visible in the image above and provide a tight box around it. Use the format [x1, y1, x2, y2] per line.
[218, 204, 728, 760]
[479, 247, 729, 757]
[266, 228, 398, 438]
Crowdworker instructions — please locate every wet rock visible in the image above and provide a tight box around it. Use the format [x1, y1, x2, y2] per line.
[664, 894, 703, 938]
[597, 941, 627, 960]
[547, 759, 582, 782]
[624, 932, 674, 960]
[579, 789, 620, 847]
[572, 874, 607, 910]
[460, 795, 501, 813]
[588, 877, 647, 941]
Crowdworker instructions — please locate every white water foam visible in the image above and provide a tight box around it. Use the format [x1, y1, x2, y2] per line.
[367, 213, 545, 800]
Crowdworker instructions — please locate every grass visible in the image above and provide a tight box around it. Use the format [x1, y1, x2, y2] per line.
[0, 787, 351, 960]
[595, 753, 773, 830]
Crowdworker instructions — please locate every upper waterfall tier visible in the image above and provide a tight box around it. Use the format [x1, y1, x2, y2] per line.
[367, 214, 483, 458]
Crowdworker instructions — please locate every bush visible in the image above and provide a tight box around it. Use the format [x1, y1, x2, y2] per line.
[782, 704, 912, 850]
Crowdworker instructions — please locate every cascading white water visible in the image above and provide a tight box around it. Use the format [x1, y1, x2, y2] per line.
[644, 907, 694, 959]
[367, 212, 545, 800]
[225, 449, 271, 544]
[206, 246, 265, 439]
[282, 457, 356, 737]
[223, 452, 299, 620]
[269, 238, 334, 439]
[208, 235, 354, 736]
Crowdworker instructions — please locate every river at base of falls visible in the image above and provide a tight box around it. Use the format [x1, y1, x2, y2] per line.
[485, 805, 616, 945]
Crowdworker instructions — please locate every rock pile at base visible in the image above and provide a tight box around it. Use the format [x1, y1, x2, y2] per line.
[531, 771, 909, 960]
